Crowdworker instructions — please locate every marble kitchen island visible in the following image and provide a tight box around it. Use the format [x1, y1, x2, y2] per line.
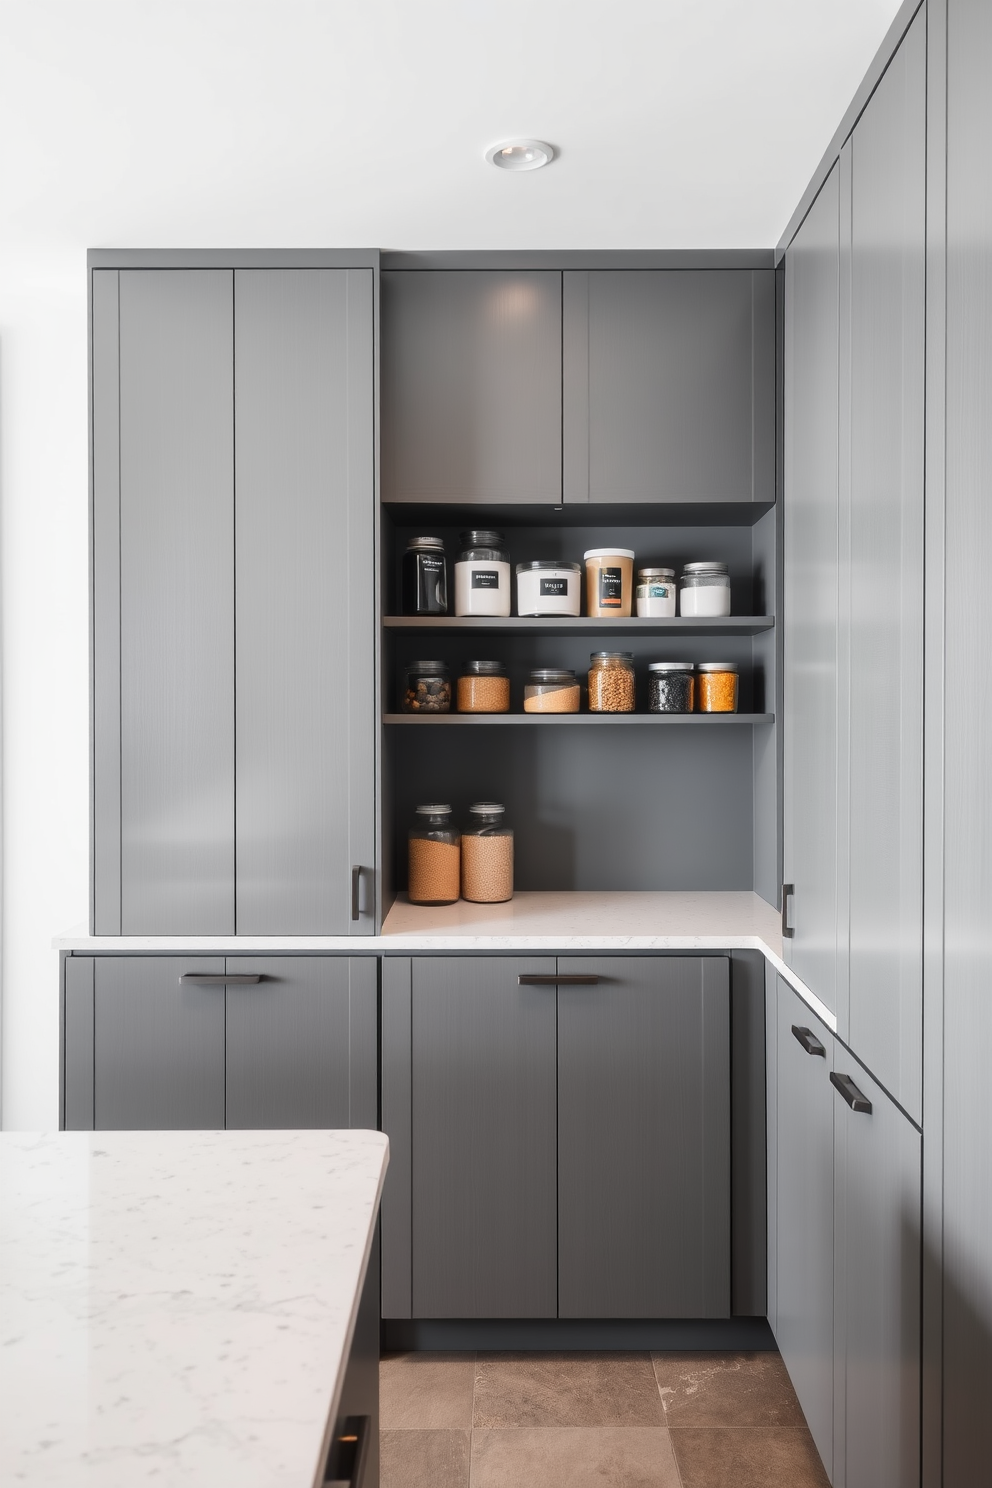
[0, 1128, 387, 1487]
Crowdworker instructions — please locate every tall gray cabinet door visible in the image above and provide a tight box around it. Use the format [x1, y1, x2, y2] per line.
[381, 270, 562, 503]
[226, 957, 376, 1129]
[783, 167, 843, 1015]
[773, 978, 835, 1480]
[942, 1, 992, 1478]
[93, 957, 226, 1130]
[410, 957, 557, 1318]
[556, 955, 730, 1318]
[846, 10, 926, 1121]
[562, 269, 775, 503]
[117, 271, 235, 934]
[834, 1058, 921, 1488]
[234, 270, 375, 934]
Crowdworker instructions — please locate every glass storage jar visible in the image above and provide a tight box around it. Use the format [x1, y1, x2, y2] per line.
[647, 661, 695, 713]
[679, 561, 732, 617]
[515, 560, 582, 617]
[401, 536, 447, 615]
[696, 662, 739, 713]
[408, 804, 461, 905]
[402, 660, 451, 713]
[523, 668, 580, 713]
[454, 530, 511, 617]
[457, 660, 510, 713]
[584, 548, 635, 617]
[460, 802, 514, 903]
[636, 567, 677, 618]
[588, 651, 636, 712]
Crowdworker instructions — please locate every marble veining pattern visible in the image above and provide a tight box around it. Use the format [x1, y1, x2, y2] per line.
[0, 1129, 388, 1487]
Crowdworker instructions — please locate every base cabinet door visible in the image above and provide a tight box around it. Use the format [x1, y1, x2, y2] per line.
[556, 955, 730, 1318]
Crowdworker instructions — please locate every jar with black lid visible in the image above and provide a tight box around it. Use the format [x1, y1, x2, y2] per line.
[402, 660, 451, 713]
[457, 660, 510, 713]
[454, 530, 511, 617]
[402, 536, 448, 616]
[648, 661, 695, 713]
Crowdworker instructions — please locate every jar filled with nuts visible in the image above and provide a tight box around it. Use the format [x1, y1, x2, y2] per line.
[408, 804, 461, 905]
[588, 652, 636, 712]
[461, 802, 514, 903]
[402, 660, 451, 713]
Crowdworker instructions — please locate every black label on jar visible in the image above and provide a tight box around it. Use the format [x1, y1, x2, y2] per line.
[417, 556, 446, 613]
[539, 577, 568, 597]
[471, 569, 501, 589]
[598, 567, 623, 608]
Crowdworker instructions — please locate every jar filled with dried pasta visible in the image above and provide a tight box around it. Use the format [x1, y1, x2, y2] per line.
[588, 651, 636, 713]
[457, 660, 510, 713]
[696, 662, 739, 713]
[408, 805, 461, 905]
[461, 802, 514, 903]
[523, 668, 580, 713]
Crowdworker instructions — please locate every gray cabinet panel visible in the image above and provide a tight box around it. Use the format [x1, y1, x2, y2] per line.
[410, 956, 558, 1318]
[64, 956, 95, 1131]
[381, 270, 562, 503]
[380, 958, 413, 1319]
[118, 271, 235, 934]
[93, 957, 226, 1130]
[225, 956, 376, 1129]
[234, 270, 375, 934]
[556, 955, 730, 1318]
[783, 168, 844, 1014]
[563, 269, 774, 503]
[847, 10, 926, 1121]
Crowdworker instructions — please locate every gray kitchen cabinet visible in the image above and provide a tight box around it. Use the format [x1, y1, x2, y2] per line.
[380, 270, 562, 503]
[562, 268, 775, 503]
[556, 955, 730, 1318]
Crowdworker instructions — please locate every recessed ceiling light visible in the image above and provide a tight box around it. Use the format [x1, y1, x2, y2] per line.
[485, 139, 556, 172]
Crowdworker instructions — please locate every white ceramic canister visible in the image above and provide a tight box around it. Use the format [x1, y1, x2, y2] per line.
[635, 567, 677, 618]
[679, 561, 732, 617]
[515, 560, 582, 617]
[454, 529, 511, 617]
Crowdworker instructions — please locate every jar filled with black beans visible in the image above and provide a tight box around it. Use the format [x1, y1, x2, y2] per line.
[402, 660, 451, 713]
[647, 661, 695, 713]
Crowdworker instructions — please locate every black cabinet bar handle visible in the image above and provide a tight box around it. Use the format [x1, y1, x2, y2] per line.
[791, 1024, 826, 1057]
[180, 973, 263, 986]
[518, 974, 601, 986]
[323, 1413, 371, 1488]
[830, 1071, 873, 1114]
[351, 866, 362, 922]
[782, 883, 795, 939]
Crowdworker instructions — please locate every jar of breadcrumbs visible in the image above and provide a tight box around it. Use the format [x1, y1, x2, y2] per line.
[461, 803, 514, 903]
[696, 662, 739, 713]
[457, 660, 510, 713]
[408, 804, 461, 905]
[588, 651, 636, 712]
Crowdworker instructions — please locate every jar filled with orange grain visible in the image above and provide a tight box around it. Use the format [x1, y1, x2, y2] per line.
[461, 802, 514, 903]
[696, 662, 739, 713]
[457, 660, 510, 713]
[408, 804, 461, 905]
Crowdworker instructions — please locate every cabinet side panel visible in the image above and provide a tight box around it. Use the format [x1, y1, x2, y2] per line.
[64, 957, 95, 1131]
[91, 270, 121, 935]
[380, 958, 412, 1319]
[751, 268, 777, 501]
[348, 957, 378, 1131]
[730, 950, 767, 1316]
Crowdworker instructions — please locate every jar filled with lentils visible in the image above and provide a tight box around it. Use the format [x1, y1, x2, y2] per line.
[648, 661, 695, 713]
[457, 660, 510, 713]
[588, 651, 636, 712]
[402, 660, 451, 713]
[696, 662, 739, 713]
[408, 804, 461, 905]
[461, 802, 514, 903]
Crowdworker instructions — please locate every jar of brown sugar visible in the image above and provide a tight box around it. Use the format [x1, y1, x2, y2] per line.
[588, 651, 636, 712]
[408, 804, 461, 905]
[696, 662, 739, 713]
[461, 802, 514, 903]
[457, 660, 510, 713]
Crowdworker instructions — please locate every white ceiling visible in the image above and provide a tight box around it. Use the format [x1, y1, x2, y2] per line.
[0, 0, 903, 251]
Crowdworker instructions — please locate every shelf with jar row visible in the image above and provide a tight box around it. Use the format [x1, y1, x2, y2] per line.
[383, 615, 774, 636]
[384, 712, 774, 725]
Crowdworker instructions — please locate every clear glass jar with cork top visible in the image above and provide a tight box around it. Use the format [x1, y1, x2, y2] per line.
[408, 805, 461, 905]
[460, 802, 514, 903]
[588, 651, 636, 712]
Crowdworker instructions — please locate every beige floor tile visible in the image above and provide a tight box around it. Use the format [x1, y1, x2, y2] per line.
[670, 1426, 831, 1487]
[380, 1428, 471, 1488]
[471, 1427, 682, 1488]
[379, 1351, 476, 1429]
[651, 1350, 807, 1428]
[473, 1352, 667, 1428]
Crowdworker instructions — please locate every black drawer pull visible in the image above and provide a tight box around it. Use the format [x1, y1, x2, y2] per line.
[351, 865, 362, 922]
[324, 1414, 371, 1488]
[830, 1071, 873, 1114]
[792, 1024, 825, 1057]
[180, 973, 263, 986]
[518, 974, 601, 986]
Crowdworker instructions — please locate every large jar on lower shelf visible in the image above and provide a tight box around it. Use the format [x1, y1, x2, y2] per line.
[408, 805, 461, 905]
[461, 802, 514, 903]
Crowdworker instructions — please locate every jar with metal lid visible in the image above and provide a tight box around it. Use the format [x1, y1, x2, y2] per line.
[408, 804, 461, 905]
[584, 548, 635, 617]
[461, 802, 514, 903]
[402, 660, 451, 713]
[636, 567, 677, 618]
[648, 661, 695, 713]
[679, 561, 732, 617]
[588, 651, 636, 712]
[401, 536, 447, 616]
[457, 660, 510, 713]
[696, 662, 739, 713]
[516, 560, 582, 617]
[454, 530, 511, 617]
[523, 668, 580, 714]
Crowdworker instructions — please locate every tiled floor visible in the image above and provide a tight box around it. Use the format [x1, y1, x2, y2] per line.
[380, 1350, 831, 1487]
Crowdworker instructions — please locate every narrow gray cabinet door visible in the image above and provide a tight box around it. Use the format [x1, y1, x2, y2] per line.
[783, 167, 844, 1016]
[563, 269, 775, 503]
[225, 956, 377, 1129]
[773, 977, 835, 1480]
[234, 270, 376, 933]
[63, 956, 95, 1131]
[556, 955, 730, 1318]
[846, 9, 925, 1122]
[381, 271, 562, 503]
[118, 271, 235, 934]
[93, 957, 226, 1130]
[410, 956, 558, 1318]
[834, 1056, 921, 1488]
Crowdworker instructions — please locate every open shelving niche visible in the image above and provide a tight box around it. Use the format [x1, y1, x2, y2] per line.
[379, 502, 781, 907]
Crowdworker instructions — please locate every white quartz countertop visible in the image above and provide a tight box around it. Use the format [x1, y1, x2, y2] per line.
[0, 1129, 388, 1487]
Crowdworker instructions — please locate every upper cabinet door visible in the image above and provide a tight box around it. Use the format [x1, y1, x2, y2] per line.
[846, 11, 925, 1122]
[234, 270, 376, 934]
[563, 269, 775, 503]
[380, 270, 562, 503]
